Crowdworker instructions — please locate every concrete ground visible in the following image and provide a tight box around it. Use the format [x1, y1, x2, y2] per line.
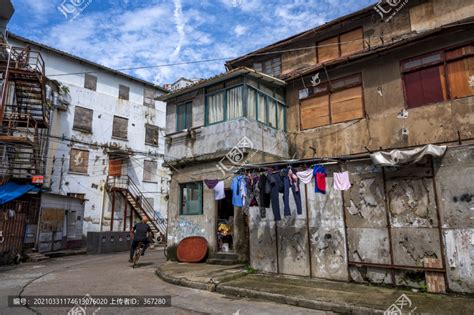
[158, 261, 474, 315]
[0, 248, 331, 315]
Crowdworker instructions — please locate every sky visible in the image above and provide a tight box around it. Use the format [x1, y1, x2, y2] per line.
[8, 0, 375, 86]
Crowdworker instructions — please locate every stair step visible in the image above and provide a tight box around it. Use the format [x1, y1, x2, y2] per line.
[206, 258, 245, 266]
[213, 252, 239, 260]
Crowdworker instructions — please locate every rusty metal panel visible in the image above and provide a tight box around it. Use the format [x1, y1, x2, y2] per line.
[69, 148, 89, 174]
[73, 106, 93, 133]
[84, 73, 97, 91]
[112, 116, 128, 139]
[145, 124, 159, 146]
[143, 160, 157, 182]
[0, 213, 26, 256]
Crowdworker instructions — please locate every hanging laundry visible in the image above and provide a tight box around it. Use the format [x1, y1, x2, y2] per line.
[282, 168, 303, 216]
[204, 179, 219, 190]
[231, 175, 246, 207]
[205, 179, 225, 200]
[267, 172, 283, 221]
[258, 174, 271, 218]
[333, 171, 351, 191]
[214, 181, 226, 200]
[243, 175, 259, 215]
[296, 168, 313, 184]
[313, 165, 327, 194]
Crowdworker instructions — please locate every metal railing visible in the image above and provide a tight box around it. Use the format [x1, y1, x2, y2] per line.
[107, 175, 167, 237]
[0, 46, 45, 77]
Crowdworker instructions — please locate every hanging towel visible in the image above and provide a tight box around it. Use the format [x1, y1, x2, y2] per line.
[214, 181, 225, 200]
[204, 179, 219, 190]
[296, 169, 313, 184]
[313, 165, 327, 194]
[333, 171, 351, 191]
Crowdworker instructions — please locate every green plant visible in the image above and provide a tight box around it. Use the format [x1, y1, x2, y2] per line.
[244, 264, 256, 274]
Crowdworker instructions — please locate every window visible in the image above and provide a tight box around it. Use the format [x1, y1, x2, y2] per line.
[73, 106, 93, 133]
[145, 124, 159, 146]
[143, 160, 158, 182]
[179, 182, 203, 215]
[246, 84, 286, 131]
[67, 193, 86, 200]
[317, 28, 364, 64]
[177, 102, 192, 131]
[401, 43, 473, 108]
[144, 86, 155, 108]
[112, 116, 128, 139]
[69, 149, 89, 174]
[253, 57, 281, 77]
[300, 74, 364, 130]
[119, 84, 130, 101]
[84, 73, 97, 91]
[207, 92, 225, 124]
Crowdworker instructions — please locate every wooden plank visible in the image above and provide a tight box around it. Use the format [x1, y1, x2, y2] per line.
[330, 87, 364, 123]
[340, 28, 364, 57]
[317, 36, 339, 63]
[300, 95, 330, 129]
[447, 57, 474, 99]
[423, 258, 446, 293]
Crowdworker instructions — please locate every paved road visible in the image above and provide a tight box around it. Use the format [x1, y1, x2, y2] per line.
[0, 249, 331, 315]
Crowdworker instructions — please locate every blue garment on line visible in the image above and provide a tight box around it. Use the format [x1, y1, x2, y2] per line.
[231, 175, 246, 207]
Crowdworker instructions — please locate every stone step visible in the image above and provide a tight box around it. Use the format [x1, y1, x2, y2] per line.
[207, 258, 246, 266]
[213, 252, 239, 260]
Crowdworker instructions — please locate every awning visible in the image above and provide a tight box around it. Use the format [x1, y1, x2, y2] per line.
[370, 144, 447, 167]
[0, 182, 40, 205]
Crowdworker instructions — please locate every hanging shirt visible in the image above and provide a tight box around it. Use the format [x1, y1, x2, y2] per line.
[231, 175, 245, 207]
[313, 165, 327, 194]
[296, 169, 313, 184]
[333, 171, 351, 191]
[214, 181, 225, 200]
[204, 179, 219, 190]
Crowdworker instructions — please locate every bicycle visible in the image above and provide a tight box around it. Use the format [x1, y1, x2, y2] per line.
[131, 241, 144, 268]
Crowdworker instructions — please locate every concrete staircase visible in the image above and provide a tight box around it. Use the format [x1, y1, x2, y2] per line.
[24, 250, 50, 262]
[207, 252, 245, 265]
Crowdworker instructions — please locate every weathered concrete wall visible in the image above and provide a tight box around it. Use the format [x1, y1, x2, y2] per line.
[167, 117, 289, 164]
[288, 29, 474, 159]
[307, 166, 347, 281]
[249, 206, 278, 273]
[435, 146, 474, 293]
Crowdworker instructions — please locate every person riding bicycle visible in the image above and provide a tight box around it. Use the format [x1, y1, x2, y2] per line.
[129, 218, 152, 263]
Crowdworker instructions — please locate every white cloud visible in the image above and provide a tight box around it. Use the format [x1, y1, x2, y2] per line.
[234, 24, 247, 37]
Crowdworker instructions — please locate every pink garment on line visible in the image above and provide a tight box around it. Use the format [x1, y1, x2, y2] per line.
[333, 171, 351, 191]
[296, 169, 313, 184]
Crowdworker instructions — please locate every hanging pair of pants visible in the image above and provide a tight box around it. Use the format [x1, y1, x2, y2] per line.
[283, 175, 303, 216]
[268, 173, 283, 221]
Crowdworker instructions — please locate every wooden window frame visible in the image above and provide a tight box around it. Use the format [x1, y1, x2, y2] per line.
[143, 86, 156, 108]
[84, 73, 97, 91]
[400, 41, 474, 108]
[176, 102, 193, 131]
[119, 84, 130, 101]
[72, 106, 93, 133]
[316, 27, 365, 64]
[112, 116, 129, 140]
[299, 73, 365, 130]
[252, 56, 282, 77]
[179, 182, 203, 216]
[145, 124, 159, 146]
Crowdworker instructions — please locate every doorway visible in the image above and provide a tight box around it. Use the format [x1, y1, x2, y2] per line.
[216, 189, 233, 252]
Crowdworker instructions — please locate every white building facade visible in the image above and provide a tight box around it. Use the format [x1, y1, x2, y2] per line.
[9, 34, 170, 238]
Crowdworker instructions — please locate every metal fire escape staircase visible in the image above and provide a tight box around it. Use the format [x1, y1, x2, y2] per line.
[0, 46, 49, 183]
[107, 176, 167, 241]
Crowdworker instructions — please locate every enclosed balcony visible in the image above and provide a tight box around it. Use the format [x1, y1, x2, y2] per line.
[161, 67, 289, 165]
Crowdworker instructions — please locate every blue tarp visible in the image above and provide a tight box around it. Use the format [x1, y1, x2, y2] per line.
[0, 182, 40, 205]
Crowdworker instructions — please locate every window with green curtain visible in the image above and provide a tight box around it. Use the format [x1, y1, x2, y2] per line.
[268, 100, 277, 128]
[177, 102, 192, 131]
[257, 93, 266, 123]
[247, 88, 257, 120]
[277, 104, 285, 130]
[179, 182, 203, 215]
[227, 86, 243, 119]
[207, 92, 225, 124]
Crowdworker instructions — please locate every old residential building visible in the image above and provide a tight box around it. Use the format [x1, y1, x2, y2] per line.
[164, 0, 474, 294]
[8, 34, 170, 249]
